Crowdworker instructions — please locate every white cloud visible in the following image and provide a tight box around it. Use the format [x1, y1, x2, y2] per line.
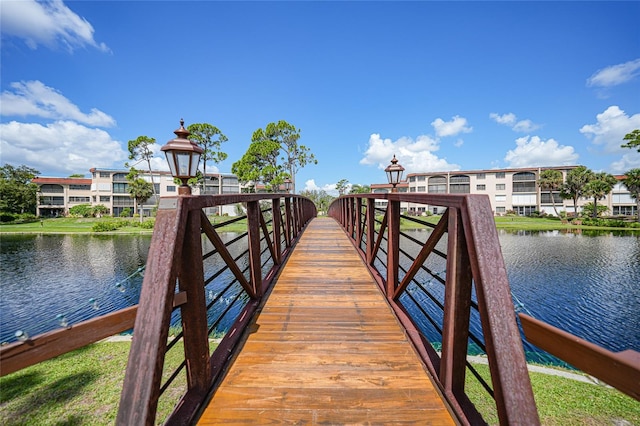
[587, 58, 640, 88]
[504, 136, 579, 168]
[0, 120, 128, 174]
[304, 179, 338, 196]
[431, 116, 472, 137]
[490, 112, 540, 133]
[360, 133, 460, 174]
[579, 106, 640, 153]
[1, 81, 116, 127]
[610, 153, 640, 174]
[0, 0, 109, 52]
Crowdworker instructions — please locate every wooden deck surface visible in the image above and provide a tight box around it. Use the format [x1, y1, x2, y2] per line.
[198, 217, 455, 425]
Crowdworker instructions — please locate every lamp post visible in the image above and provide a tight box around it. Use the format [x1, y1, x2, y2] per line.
[385, 155, 405, 192]
[283, 178, 292, 194]
[161, 119, 203, 195]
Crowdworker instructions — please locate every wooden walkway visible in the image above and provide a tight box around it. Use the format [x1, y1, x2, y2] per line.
[198, 217, 455, 425]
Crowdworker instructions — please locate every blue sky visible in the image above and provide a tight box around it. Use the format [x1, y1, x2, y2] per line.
[1, 1, 639, 194]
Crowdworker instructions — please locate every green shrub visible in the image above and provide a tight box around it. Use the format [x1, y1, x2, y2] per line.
[140, 218, 155, 229]
[0, 213, 16, 222]
[69, 204, 94, 217]
[92, 221, 120, 232]
[119, 208, 132, 218]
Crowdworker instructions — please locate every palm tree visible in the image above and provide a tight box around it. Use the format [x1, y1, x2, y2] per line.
[622, 168, 640, 222]
[561, 166, 593, 217]
[538, 169, 563, 217]
[583, 172, 617, 219]
[126, 168, 154, 222]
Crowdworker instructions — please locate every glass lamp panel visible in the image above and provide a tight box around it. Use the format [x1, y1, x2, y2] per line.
[176, 152, 191, 177]
[165, 152, 177, 176]
[189, 153, 201, 176]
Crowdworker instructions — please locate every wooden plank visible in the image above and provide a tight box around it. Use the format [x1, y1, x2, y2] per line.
[197, 217, 455, 425]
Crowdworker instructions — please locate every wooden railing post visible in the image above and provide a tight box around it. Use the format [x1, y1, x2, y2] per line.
[366, 198, 375, 265]
[386, 198, 401, 298]
[355, 197, 363, 248]
[272, 198, 282, 264]
[117, 204, 186, 426]
[246, 200, 262, 298]
[440, 207, 472, 398]
[284, 197, 292, 247]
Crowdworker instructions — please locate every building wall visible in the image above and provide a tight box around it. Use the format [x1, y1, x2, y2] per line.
[34, 169, 242, 217]
[374, 166, 636, 217]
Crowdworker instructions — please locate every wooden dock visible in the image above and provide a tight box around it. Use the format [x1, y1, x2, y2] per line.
[198, 217, 455, 424]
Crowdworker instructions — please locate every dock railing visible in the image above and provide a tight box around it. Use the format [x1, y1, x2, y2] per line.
[328, 193, 540, 425]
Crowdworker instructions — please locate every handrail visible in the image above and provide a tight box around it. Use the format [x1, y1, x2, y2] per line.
[519, 313, 640, 401]
[116, 193, 316, 425]
[0, 193, 316, 425]
[328, 193, 540, 425]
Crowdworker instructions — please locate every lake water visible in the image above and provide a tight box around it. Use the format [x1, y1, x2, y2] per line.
[1, 230, 638, 362]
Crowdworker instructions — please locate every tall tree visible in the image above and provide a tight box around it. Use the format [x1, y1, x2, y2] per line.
[299, 189, 334, 214]
[187, 123, 228, 192]
[127, 136, 157, 199]
[0, 164, 40, 214]
[350, 184, 371, 194]
[336, 179, 349, 196]
[538, 169, 563, 217]
[621, 129, 640, 152]
[232, 120, 316, 193]
[583, 172, 617, 218]
[232, 137, 282, 192]
[126, 168, 154, 222]
[561, 166, 593, 216]
[622, 168, 640, 222]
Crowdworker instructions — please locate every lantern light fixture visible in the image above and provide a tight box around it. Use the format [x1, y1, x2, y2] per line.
[161, 119, 203, 195]
[385, 155, 405, 192]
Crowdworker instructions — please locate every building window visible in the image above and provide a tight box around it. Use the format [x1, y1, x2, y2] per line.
[39, 184, 64, 193]
[428, 176, 447, 193]
[512, 171, 537, 193]
[166, 185, 176, 192]
[449, 175, 470, 194]
[69, 196, 90, 203]
[409, 187, 416, 192]
[540, 193, 563, 204]
[69, 184, 90, 190]
[496, 184, 506, 191]
[476, 184, 486, 190]
[477, 173, 486, 180]
[514, 206, 537, 216]
[495, 195, 506, 202]
[613, 206, 637, 216]
[113, 183, 128, 194]
[100, 196, 111, 202]
[40, 196, 64, 205]
[113, 196, 134, 207]
[417, 186, 426, 192]
[100, 172, 111, 178]
[496, 172, 505, 179]
[496, 206, 506, 214]
[417, 176, 426, 182]
[409, 176, 416, 182]
[113, 173, 128, 182]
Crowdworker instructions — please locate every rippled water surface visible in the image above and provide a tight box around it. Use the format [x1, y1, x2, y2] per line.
[1, 230, 638, 359]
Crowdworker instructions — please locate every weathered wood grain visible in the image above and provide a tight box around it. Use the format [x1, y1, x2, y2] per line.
[197, 217, 455, 424]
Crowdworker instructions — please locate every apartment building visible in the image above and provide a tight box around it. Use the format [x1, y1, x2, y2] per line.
[371, 166, 637, 217]
[33, 168, 242, 217]
[32, 177, 93, 217]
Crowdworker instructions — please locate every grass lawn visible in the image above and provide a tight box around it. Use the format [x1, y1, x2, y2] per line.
[1, 342, 637, 425]
[465, 363, 640, 425]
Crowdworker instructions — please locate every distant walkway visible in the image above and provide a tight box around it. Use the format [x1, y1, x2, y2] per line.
[197, 217, 455, 424]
